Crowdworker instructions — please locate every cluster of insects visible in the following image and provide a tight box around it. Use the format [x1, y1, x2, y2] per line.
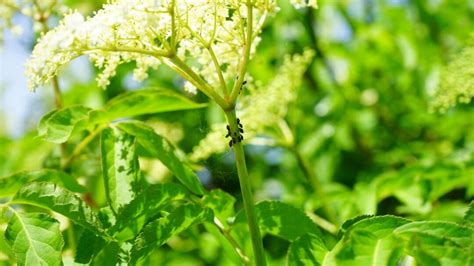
[239, 80, 247, 94]
[226, 118, 244, 147]
[235, 75, 247, 95]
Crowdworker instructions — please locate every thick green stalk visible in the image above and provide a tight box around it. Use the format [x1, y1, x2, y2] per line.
[224, 109, 266, 266]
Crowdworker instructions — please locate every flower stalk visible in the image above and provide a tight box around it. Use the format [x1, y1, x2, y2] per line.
[225, 109, 266, 266]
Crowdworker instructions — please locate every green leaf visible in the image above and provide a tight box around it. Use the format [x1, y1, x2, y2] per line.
[394, 221, 473, 249]
[339, 215, 374, 237]
[75, 230, 106, 264]
[101, 128, 142, 214]
[11, 182, 103, 234]
[5, 212, 63, 266]
[202, 189, 236, 225]
[354, 183, 377, 215]
[0, 169, 86, 197]
[340, 215, 410, 239]
[90, 88, 206, 124]
[333, 216, 411, 266]
[464, 201, 474, 226]
[234, 201, 322, 241]
[38, 106, 92, 144]
[288, 233, 333, 266]
[37, 89, 205, 144]
[109, 183, 188, 241]
[129, 203, 212, 265]
[91, 242, 122, 266]
[335, 229, 403, 266]
[394, 221, 474, 266]
[117, 121, 205, 195]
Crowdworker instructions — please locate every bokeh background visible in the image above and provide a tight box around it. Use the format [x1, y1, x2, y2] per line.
[1, 0, 474, 264]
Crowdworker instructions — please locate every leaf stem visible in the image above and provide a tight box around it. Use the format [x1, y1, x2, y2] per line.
[207, 45, 229, 99]
[305, 211, 337, 234]
[167, 56, 228, 108]
[224, 109, 266, 266]
[62, 125, 107, 170]
[213, 217, 250, 265]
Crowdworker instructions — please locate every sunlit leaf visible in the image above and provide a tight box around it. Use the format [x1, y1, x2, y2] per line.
[5, 212, 63, 266]
[37, 106, 92, 144]
[11, 182, 103, 234]
[339, 215, 410, 238]
[288, 233, 334, 266]
[101, 128, 142, 214]
[354, 183, 376, 215]
[394, 221, 474, 266]
[90, 88, 206, 124]
[129, 203, 212, 264]
[0, 169, 86, 197]
[37, 89, 205, 144]
[117, 121, 205, 195]
[109, 183, 188, 241]
[332, 216, 410, 265]
[202, 189, 236, 225]
[464, 201, 474, 226]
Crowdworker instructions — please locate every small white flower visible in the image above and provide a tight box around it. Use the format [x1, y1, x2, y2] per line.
[184, 81, 198, 95]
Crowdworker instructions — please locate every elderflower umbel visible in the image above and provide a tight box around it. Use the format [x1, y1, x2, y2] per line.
[25, 0, 316, 93]
[432, 42, 474, 111]
[25, 0, 278, 91]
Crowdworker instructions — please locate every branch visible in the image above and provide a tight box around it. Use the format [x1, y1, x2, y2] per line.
[167, 56, 228, 108]
[230, 0, 254, 102]
[213, 217, 250, 265]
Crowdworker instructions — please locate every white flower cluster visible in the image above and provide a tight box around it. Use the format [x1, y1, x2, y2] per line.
[190, 49, 315, 161]
[25, 0, 281, 91]
[432, 42, 474, 111]
[25, 0, 317, 93]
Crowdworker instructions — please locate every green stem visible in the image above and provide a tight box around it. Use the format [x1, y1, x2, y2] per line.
[224, 109, 266, 266]
[51, 77, 63, 109]
[213, 217, 250, 265]
[230, 0, 254, 102]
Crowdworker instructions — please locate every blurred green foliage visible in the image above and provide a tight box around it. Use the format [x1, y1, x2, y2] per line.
[0, 0, 473, 265]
